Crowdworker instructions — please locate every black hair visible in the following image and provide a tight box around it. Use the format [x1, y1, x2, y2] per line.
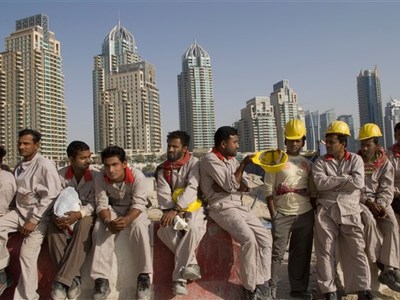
[395, 122, 400, 133]
[101, 145, 126, 163]
[18, 129, 41, 143]
[326, 133, 348, 148]
[214, 126, 238, 147]
[167, 130, 190, 148]
[0, 146, 5, 160]
[67, 141, 90, 158]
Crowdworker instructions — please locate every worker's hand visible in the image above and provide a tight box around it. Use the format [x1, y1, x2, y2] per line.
[160, 210, 178, 227]
[242, 154, 255, 166]
[19, 221, 37, 237]
[53, 214, 69, 230]
[107, 217, 129, 233]
[366, 201, 387, 219]
[63, 211, 82, 226]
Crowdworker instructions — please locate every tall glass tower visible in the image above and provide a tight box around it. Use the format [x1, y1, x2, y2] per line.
[384, 99, 400, 147]
[270, 80, 301, 149]
[178, 41, 215, 151]
[0, 14, 67, 167]
[93, 22, 161, 154]
[357, 66, 385, 146]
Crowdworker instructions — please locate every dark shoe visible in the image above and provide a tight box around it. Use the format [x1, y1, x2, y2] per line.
[379, 270, 400, 292]
[268, 282, 277, 300]
[172, 281, 188, 295]
[243, 287, 257, 300]
[256, 284, 273, 300]
[51, 281, 67, 300]
[325, 292, 337, 300]
[290, 290, 313, 300]
[182, 264, 202, 281]
[93, 278, 110, 300]
[357, 290, 374, 300]
[0, 269, 8, 296]
[137, 273, 153, 300]
[67, 276, 81, 299]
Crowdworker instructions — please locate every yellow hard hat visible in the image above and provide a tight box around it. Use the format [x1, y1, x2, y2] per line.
[357, 123, 382, 140]
[252, 149, 288, 173]
[284, 119, 307, 140]
[326, 120, 351, 136]
[172, 188, 202, 213]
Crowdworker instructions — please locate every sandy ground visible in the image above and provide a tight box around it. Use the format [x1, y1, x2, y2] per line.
[145, 176, 400, 300]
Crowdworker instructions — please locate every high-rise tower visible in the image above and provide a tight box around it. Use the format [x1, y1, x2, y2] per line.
[357, 66, 385, 146]
[93, 22, 161, 154]
[384, 98, 400, 147]
[0, 14, 67, 167]
[270, 80, 302, 149]
[178, 41, 215, 151]
[337, 114, 356, 152]
[235, 97, 277, 152]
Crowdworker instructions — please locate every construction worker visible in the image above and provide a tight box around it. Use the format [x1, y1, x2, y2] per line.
[0, 129, 62, 299]
[199, 126, 272, 300]
[312, 121, 373, 300]
[387, 122, 400, 226]
[48, 141, 99, 300]
[156, 130, 206, 295]
[264, 119, 316, 299]
[90, 146, 153, 300]
[357, 123, 400, 292]
[0, 146, 16, 217]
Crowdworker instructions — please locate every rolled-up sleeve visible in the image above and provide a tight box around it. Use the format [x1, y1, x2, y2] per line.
[129, 169, 148, 212]
[30, 162, 62, 224]
[95, 174, 110, 214]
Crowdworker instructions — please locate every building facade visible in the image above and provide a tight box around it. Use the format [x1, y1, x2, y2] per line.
[337, 114, 356, 153]
[320, 108, 336, 137]
[178, 41, 215, 151]
[305, 110, 320, 151]
[93, 22, 161, 154]
[357, 66, 385, 147]
[384, 99, 400, 147]
[0, 14, 67, 167]
[270, 80, 302, 149]
[234, 96, 277, 152]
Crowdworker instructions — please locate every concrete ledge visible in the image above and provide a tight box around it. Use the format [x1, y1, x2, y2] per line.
[3, 221, 243, 300]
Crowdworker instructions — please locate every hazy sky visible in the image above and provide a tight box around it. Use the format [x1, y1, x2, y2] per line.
[1, 1, 400, 150]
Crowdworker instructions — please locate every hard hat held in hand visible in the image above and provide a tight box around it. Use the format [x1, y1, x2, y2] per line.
[285, 119, 307, 140]
[252, 149, 288, 173]
[357, 123, 382, 140]
[326, 120, 351, 136]
[172, 188, 202, 212]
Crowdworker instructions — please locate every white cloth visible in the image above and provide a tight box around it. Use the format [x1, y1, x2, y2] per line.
[53, 187, 82, 236]
[173, 215, 189, 231]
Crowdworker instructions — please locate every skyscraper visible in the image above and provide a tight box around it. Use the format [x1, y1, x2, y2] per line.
[357, 66, 385, 146]
[178, 41, 215, 151]
[270, 80, 302, 149]
[234, 96, 277, 152]
[305, 110, 320, 151]
[384, 98, 400, 147]
[320, 108, 336, 137]
[0, 14, 67, 167]
[337, 114, 356, 153]
[93, 22, 161, 154]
